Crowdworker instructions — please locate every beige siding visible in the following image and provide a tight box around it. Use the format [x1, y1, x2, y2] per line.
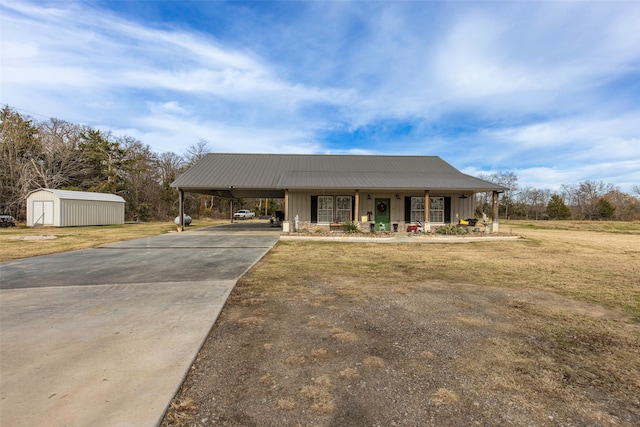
[450, 196, 475, 222]
[60, 199, 124, 226]
[288, 191, 476, 227]
[26, 189, 125, 227]
[288, 191, 313, 221]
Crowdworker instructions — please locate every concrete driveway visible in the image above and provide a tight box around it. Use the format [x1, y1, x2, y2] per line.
[0, 225, 280, 427]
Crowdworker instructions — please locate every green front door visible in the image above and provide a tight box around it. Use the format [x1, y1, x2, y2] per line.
[374, 198, 390, 231]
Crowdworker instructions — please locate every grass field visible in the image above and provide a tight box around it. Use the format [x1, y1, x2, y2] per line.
[248, 220, 640, 318]
[163, 220, 640, 426]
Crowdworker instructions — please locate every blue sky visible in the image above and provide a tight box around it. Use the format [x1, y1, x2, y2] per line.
[2, 0, 639, 193]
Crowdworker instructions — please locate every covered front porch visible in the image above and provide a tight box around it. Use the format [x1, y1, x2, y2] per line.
[282, 189, 502, 233]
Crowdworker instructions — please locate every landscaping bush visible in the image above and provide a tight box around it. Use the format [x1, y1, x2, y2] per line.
[434, 224, 469, 235]
[342, 221, 360, 234]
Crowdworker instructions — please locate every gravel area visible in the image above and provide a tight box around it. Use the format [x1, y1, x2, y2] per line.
[162, 279, 639, 426]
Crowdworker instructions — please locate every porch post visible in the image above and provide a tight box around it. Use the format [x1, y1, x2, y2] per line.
[283, 189, 290, 232]
[424, 190, 430, 230]
[492, 190, 499, 233]
[355, 190, 360, 222]
[284, 189, 289, 221]
[178, 189, 184, 232]
[230, 198, 234, 223]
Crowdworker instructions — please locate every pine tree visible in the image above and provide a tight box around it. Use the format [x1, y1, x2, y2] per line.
[546, 194, 571, 220]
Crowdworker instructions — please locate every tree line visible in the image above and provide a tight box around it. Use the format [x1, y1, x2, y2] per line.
[476, 171, 640, 221]
[2, 106, 638, 223]
[0, 106, 245, 222]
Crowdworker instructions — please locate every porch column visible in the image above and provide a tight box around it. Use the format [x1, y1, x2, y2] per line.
[230, 198, 234, 223]
[284, 189, 289, 221]
[424, 190, 430, 230]
[354, 190, 360, 222]
[282, 189, 290, 232]
[492, 190, 499, 233]
[177, 189, 184, 232]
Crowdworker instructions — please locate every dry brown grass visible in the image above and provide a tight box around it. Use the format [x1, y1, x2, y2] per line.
[163, 220, 640, 426]
[164, 398, 197, 425]
[244, 220, 640, 319]
[0, 219, 224, 262]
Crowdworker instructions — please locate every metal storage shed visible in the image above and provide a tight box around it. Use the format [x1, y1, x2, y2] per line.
[26, 189, 125, 227]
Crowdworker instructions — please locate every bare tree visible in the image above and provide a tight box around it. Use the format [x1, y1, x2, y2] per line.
[493, 171, 519, 219]
[32, 118, 86, 189]
[478, 171, 519, 219]
[603, 189, 640, 221]
[562, 181, 616, 220]
[157, 152, 186, 219]
[183, 139, 210, 166]
[0, 106, 41, 220]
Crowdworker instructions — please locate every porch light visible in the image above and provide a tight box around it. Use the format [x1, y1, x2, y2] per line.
[367, 194, 371, 200]
[459, 194, 468, 199]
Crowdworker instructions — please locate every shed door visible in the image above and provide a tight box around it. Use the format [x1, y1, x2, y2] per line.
[33, 201, 54, 225]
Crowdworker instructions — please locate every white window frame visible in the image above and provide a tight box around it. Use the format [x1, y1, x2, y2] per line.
[410, 197, 424, 223]
[317, 196, 334, 223]
[429, 197, 444, 223]
[335, 196, 352, 223]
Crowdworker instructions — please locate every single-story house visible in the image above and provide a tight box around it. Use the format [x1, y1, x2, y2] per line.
[170, 153, 506, 232]
[26, 188, 125, 227]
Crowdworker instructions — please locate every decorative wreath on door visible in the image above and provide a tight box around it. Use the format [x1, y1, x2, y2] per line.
[377, 202, 387, 214]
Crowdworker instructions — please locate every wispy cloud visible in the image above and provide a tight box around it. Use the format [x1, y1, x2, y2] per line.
[1, 0, 639, 191]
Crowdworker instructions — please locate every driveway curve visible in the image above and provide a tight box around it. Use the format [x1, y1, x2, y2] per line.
[0, 225, 279, 427]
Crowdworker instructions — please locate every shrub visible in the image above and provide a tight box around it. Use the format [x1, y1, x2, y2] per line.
[342, 221, 360, 234]
[434, 224, 468, 235]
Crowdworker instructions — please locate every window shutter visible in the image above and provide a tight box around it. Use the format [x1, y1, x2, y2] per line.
[404, 197, 411, 222]
[311, 196, 318, 223]
[352, 196, 356, 221]
[444, 197, 451, 223]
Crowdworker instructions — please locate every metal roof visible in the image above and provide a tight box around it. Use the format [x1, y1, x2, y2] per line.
[27, 188, 126, 203]
[171, 153, 506, 196]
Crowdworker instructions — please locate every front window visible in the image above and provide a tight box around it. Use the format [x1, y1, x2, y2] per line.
[335, 196, 352, 223]
[429, 197, 444, 223]
[318, 196, 333, 223]
[411, 197, 424, 222]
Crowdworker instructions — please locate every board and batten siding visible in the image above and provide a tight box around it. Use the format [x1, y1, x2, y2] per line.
[288, 191, 476, 224]
[287, 191, 313, 222]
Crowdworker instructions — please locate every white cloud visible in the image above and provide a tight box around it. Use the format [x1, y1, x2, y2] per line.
[2, 0, 640, 192]
[1, 0, 348, 124]
[485, 113, 640, 159]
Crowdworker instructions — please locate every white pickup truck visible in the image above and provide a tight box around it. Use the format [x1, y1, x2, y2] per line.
[233, 209, 256, 219]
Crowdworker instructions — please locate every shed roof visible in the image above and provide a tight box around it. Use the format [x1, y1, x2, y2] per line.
[171, 153, 506, 197]
[27, 188, 125, 203]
